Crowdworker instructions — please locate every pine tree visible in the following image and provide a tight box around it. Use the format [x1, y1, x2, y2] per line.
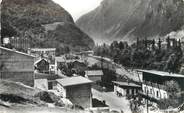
[158, 38, 162, 50]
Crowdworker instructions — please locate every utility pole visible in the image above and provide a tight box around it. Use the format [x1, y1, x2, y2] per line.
[101, 3, 105, 70]
[146, 90, 149, 113]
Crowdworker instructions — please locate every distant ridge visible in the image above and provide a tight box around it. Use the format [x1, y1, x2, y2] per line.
[76, 0, 184, 44]
[1, 0, 94, 54]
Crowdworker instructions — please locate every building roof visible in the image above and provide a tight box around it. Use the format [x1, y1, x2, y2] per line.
[55, 56, 84, 63]
[29, 48, 56, 51]
[137, 69, 184, 78]
[112, 81, 141, 88]
[34, 58, 49, 66]
[55, 56, 66, 62]
[0, 46, 35, 58]
[85, 70, 103, 76]
[56, 76, 93, 87]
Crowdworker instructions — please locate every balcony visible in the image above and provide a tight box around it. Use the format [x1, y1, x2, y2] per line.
[143, 80, 167, 90]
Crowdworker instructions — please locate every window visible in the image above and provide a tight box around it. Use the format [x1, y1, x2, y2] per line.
[144, 86, 147, 93]
[164, 93, 167, 99]
[132, 89, 135, 95]
[150, 89, 152, 94]
[156, 91, 159, 98]
[48, 82, 53, 90]
[136, 89, 138, 94]
[127, 89, 129, 95]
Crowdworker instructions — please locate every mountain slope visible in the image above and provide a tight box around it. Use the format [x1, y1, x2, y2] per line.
[1, 0, 94, 53]
[76, 0, 184, 44]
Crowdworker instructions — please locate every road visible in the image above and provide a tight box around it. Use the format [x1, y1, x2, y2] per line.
[92, 89, 132, 113]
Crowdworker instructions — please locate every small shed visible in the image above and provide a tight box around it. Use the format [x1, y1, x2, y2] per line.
[56, 76, 93, 108]
[113, 81, 141, 97]
[85, 70, 103, 82]
[34, 58, 49, 74]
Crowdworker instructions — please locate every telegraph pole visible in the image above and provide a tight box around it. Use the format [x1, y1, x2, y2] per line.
[147, 90, 149, 113]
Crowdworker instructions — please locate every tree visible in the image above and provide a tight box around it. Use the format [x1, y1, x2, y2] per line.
[119, 41, 124, 50]
[152, 39, 155, 50]
[159, 80, 181, 109]
[158, 38, 162, 50]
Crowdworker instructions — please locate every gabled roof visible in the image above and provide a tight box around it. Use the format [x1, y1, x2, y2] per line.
[56, 76, 93, 87]
[55, 56, 66, 62]
[137, 69, 184, 78]
[112, 81, 141, 88]
[85, 70, 103, 76]
[0, 46, 34, 58]
[34, 58, 49, 65]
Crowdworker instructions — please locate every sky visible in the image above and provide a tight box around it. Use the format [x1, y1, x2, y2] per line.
[52, 0, 102, 21]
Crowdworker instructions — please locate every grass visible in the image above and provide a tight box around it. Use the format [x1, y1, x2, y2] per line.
[0, 80, 40, 100]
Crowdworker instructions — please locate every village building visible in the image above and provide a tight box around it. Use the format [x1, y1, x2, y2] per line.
[34, 58, 50, 74]
[34, 72, 59, 91]
[113, 81, 141, 97]
[55, 56, 67, 75]
[9, 37, 30, 51]
[0, 46, 35, 86]
[55, 55, 85, 75]
[28, 48, 56, 62]
[137, 69, 184, 104]
[85, 70, 103, 82]
[56, 76, 93, 108]
[161, 37, 182, 50]
[1, 37, 30, 52]
[75, 51, 94, 58]
[49, 64, 55, 74]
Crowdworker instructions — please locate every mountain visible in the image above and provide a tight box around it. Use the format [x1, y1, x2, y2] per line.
[76, 0, 184, 44]
[1, 0, 94, 53]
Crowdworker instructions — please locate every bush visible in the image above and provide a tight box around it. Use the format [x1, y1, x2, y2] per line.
[34, 91, 60, 104]
[0, 94, 29, 103]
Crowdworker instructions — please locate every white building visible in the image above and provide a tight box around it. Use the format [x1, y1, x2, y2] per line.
[56, 76, 93, 108]
[137, 69, 184, 103]
[113, 81, 141, 97]
[85, 70, 103, 82]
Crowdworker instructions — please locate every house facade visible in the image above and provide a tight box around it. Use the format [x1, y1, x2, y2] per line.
[34, 72, 59, 91]
[137, 70, 184, 103]
[28, 48, 56, 63]
[0, 47, 34, 86]
[113, 81, 141, 97]
[85, 70, 103, 82]
[56, 76, 93, 108]
[55, 55, 85, 75]
[34, 58, 49, 74]
[9, 37, 30, 51]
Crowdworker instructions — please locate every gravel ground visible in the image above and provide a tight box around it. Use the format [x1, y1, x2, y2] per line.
[92, 89, 132, 113]
[0, 106, 87, 113]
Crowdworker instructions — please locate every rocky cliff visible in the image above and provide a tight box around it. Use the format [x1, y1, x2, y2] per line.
[76, 0, 184, 44]
[1, 0, 94, 53]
